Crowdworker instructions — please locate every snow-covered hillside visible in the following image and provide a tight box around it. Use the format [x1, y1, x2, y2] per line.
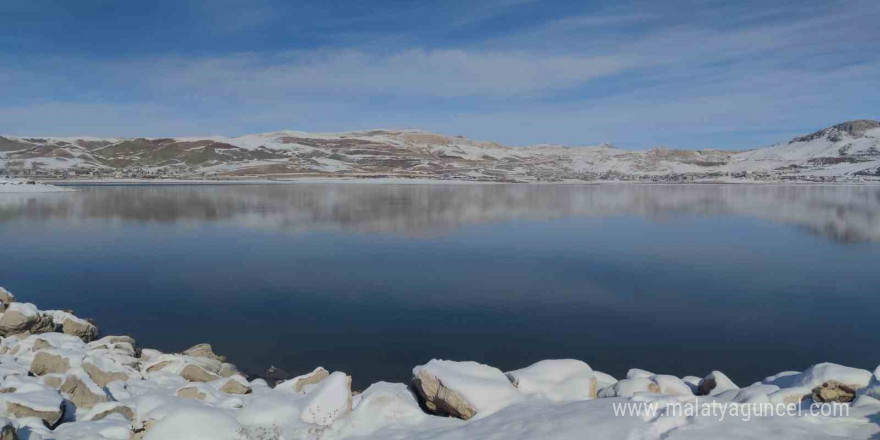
[2, 120, 879, 182]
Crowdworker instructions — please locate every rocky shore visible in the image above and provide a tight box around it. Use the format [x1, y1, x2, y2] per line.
[0, 287, 877, 440]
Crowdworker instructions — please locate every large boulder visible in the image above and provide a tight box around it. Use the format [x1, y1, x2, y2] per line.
[0, 304, 54, 336]
[347, 382, 425, 435]
[787, 363, 872, 391]
[176, 385, 208, 401]
[412, 359, 522, 420]
[697, 371, 739, 396]
[218, 375, 251, 395]
[275, 367, 329, 393]
[62, 318, 99, 343]
[88, 335, 139, 357]
[82, 359, 133, 387]
[143, 355, 222, 383]
[182, 344, 225, 362]
[180, 364, 221, 383]
[261, 366, 291, 387]
[60, 370, 110, 409]
[506, 359, 598, 401]
[29, 350, 81, 376]
[1, 391, 65, 428]
[300, 371, 353, 426]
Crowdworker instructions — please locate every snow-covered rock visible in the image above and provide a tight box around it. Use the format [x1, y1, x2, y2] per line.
[786, 362, 872, 390]
[0, 303, 54, 337]
[275, 367, 329, 394]
[597, 377, 660, 398]
[0, 386, 65, 428]
[412, 359, 522, 420]
[506, 359, 598, 401]
[59, 369, 110, 409]
[182, 343, 225, 363]
[342, 382, 425, 435]
[300, 371, 353, 426]
[46, 311, 98, 343]
[697, 370, 739, 396]
[650, 375, 693, 396]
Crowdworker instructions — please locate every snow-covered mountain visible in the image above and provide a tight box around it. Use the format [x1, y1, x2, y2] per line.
[1, 120, 878, 182]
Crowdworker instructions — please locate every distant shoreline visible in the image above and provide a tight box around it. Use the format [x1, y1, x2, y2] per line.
[36, 177, 880, 186]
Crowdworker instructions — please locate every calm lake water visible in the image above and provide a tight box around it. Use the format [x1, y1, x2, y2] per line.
[1, 183, 879, 388]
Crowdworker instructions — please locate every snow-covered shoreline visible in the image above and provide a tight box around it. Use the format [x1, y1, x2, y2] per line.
[0, 288, 877, 439]
[0, 179, 74, 193]
[32, 177, 880, 186]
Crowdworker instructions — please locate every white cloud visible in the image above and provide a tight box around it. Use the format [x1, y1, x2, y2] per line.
[135, 49, 637, 98]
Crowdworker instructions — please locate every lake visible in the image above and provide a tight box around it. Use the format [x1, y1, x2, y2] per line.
[1, 183, 878, 389]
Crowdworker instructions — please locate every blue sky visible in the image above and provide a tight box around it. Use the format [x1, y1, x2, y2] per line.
[1, 0, 878, 149]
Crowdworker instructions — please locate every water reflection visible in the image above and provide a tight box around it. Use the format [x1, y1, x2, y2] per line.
[1, 183, 879, 243]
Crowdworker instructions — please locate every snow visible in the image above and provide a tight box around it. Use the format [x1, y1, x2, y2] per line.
[506, 359, 597, 401]
[787, 363, 873, 389]
[7, 302, 40, 318]
[342, 382, 426, 435]
[0, 387, 63, 413]
[300, 372, 351, 426]
[142, 407, 240, 440]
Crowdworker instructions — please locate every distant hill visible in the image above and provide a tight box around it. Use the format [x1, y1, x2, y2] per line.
[2, 121, 879, 182]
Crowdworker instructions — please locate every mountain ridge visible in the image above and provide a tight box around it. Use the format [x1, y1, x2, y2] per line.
[2, 120, 879, 183]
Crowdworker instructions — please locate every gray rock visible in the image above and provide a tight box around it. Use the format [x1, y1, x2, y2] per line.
[82, 361, 130, 387]
[6, 401, 64, 428]
[0, 310, 53, 337]
[61, 374, 109, 409]
[219, 377, 252, 395]
[89, 404, 133, 421]
[182, 343, 225, 362]
[29, 351, 72, 376]
[180, 364, 220, 383]
[412, 369, 477, 420]
[176, 386, 207, 401]
[62, 318, 99, 343]
[812, 381, 856, 403]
